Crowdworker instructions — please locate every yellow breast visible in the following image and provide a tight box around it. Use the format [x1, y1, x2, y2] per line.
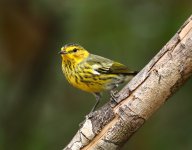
[62, 63, 102, 93]
[61, 58, 127, 94]
[62, 64, 120, 93]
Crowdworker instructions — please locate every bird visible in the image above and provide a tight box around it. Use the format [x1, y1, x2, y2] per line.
[59, 43, 138, 113]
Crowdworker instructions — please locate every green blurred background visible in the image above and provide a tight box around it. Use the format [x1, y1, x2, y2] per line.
[0, 0, 192, 150]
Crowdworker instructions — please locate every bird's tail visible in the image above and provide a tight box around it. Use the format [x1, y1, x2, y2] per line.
[126, 70, 138, 76]
[124, 71, 138, 82]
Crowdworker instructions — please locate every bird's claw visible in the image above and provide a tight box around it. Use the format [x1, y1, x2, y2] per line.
[79, 112, 95, 127]
[86, 111, 95, 119]
[110, 90, 119, 105]
[79, 120, 85, 127]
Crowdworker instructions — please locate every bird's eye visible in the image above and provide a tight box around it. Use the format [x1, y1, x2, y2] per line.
[73, 48, 78, 52]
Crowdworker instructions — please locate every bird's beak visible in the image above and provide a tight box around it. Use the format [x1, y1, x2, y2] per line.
[58, 50, 67, 55]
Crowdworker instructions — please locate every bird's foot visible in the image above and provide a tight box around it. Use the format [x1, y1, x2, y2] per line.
[110, 90, 120, 105]
[79, 111, 96, 127]
[86, 111, 95, 119]
[79, 120, 85, 127]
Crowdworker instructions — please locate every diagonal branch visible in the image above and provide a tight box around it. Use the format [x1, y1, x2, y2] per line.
[63, 15, 192, 150]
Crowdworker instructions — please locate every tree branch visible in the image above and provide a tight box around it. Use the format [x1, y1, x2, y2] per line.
[63, 15, 192, 150]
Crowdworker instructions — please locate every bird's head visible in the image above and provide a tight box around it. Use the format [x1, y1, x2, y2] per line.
[59, 43, 89, 64]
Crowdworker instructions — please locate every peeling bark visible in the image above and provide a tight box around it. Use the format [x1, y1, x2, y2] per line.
[63, 15, 192, 150]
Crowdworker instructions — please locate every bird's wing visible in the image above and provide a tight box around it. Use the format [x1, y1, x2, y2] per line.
[86, 54, 136, 75]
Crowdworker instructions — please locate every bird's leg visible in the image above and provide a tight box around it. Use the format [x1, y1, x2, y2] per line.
[110, 84, 120, 105]
[91, 93, 101, 112]
[79, 93, 101, 126]
[86, 93, 101, 118]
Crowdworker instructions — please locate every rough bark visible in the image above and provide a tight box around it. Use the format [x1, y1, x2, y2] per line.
[63, 15, 192, 150]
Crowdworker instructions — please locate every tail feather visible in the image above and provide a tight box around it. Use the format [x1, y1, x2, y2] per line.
[125, 70, 138, 76]
[124, 71, 138, 82]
